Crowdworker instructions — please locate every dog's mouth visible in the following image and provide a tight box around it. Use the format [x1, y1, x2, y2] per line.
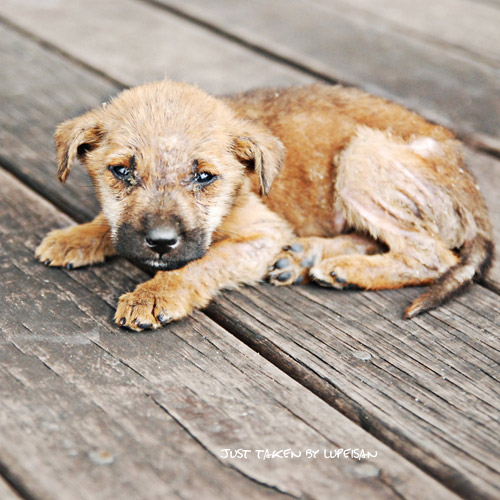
[137, 256, 200, 271]
[114, 222, 208, 272]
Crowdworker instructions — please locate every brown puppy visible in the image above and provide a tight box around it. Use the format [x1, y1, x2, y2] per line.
[36, 81, 494, 330]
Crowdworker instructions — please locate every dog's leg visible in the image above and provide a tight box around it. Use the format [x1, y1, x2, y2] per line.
[115, 196, 293, 331]
[36, 213, 115, 269]
[305, 128, 461, 292]
[267, 234, 383, 286]
[309, 246, 456, 290]
[115, 236, 287, 331]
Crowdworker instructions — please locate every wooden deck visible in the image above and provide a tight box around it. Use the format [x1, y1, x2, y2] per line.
[0, 1, 499, 499]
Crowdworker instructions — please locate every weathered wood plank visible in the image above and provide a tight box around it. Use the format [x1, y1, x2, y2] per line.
[1, 192, 292, 498]
[1, 344, 192, 500]
[0, 167, 459, 499]
[207, 282, 500, 499]
[0, 477, 21, 500]
[313, 0, 500, 66]
[477, 0, 500, 8]
[152, 0, 500, 151]
[0, 0, 313, 94]
[0, 22, 115, 222]
[464, 148, 500, 286]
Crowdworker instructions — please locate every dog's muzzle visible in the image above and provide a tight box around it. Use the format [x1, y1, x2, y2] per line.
[114, 222, 207, 271]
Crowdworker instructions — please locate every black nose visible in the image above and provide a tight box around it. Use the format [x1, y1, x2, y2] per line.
[145, 227, 180, 255]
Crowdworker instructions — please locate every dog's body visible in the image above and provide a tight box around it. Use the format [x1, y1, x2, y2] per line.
[36, 81, 494, 330]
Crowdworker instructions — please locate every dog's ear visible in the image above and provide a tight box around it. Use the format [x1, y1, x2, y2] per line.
[232, 122, 285, 195]
[54, 110, 103, 183]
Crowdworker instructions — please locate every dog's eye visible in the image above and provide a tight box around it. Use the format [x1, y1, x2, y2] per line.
[109, 164, 131, 182]
[193, 171, 217, 186]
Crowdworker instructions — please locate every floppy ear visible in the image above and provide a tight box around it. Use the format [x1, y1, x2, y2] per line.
[232, 121, 285, 195]
[54, 110, 103, 183]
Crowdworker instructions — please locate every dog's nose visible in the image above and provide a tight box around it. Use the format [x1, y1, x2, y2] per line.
[145, 227, 180, 255]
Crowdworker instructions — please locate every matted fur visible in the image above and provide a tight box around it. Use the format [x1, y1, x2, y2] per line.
[35, 81, 494, 330]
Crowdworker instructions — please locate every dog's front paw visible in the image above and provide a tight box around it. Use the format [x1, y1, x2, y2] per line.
[36, 225, 114, 269]
[267, 239, 317, 286]
[115, 280, 193, 332]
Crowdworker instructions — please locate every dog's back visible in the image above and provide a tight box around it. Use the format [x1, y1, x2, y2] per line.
[228, 84, 494, 317]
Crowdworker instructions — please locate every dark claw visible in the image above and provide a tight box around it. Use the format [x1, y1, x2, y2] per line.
[274, 258, 290, 269]
[158, 312, 171, 325]
[123, 325, 139, 332]
[331, 271, 347, 284]
[315, 278, 334, 288]
[135, 321, 153, 330]
[346, 283, 362, 290]
[282, 243, 303, 253]
[65, 263, 73, 270]
[119, 317, 126, 326]
[289, 243, 303, 253]
[43, 259, 51, 266]
[277, 271, 292, 282]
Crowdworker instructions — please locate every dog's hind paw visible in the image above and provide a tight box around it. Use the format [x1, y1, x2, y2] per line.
[266, 239, 317, 286]
[267, 235, 383, 289]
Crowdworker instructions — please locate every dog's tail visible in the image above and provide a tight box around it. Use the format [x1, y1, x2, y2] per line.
[404, 233, 495, 319]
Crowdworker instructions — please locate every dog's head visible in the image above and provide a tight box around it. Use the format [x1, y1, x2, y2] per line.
[55, 81, 284, 270]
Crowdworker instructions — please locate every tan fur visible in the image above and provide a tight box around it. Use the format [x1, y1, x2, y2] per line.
[36, 213, 115, 268]
[35, 81, 494, 330]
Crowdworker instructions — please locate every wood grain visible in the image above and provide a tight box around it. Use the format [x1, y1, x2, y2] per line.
[207, 282, 500, 499]
[313, 0, 500, 66]
[0, 0, 313, 94]
[464, 148, 500, 286]
[0, 168, 460, 499]
[153, 0, 500, 151]
[0, 22, 115, 222]
[0, 182, 292, 499]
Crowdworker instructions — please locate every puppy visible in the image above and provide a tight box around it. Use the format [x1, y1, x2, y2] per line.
[35, 81, 494, 330]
